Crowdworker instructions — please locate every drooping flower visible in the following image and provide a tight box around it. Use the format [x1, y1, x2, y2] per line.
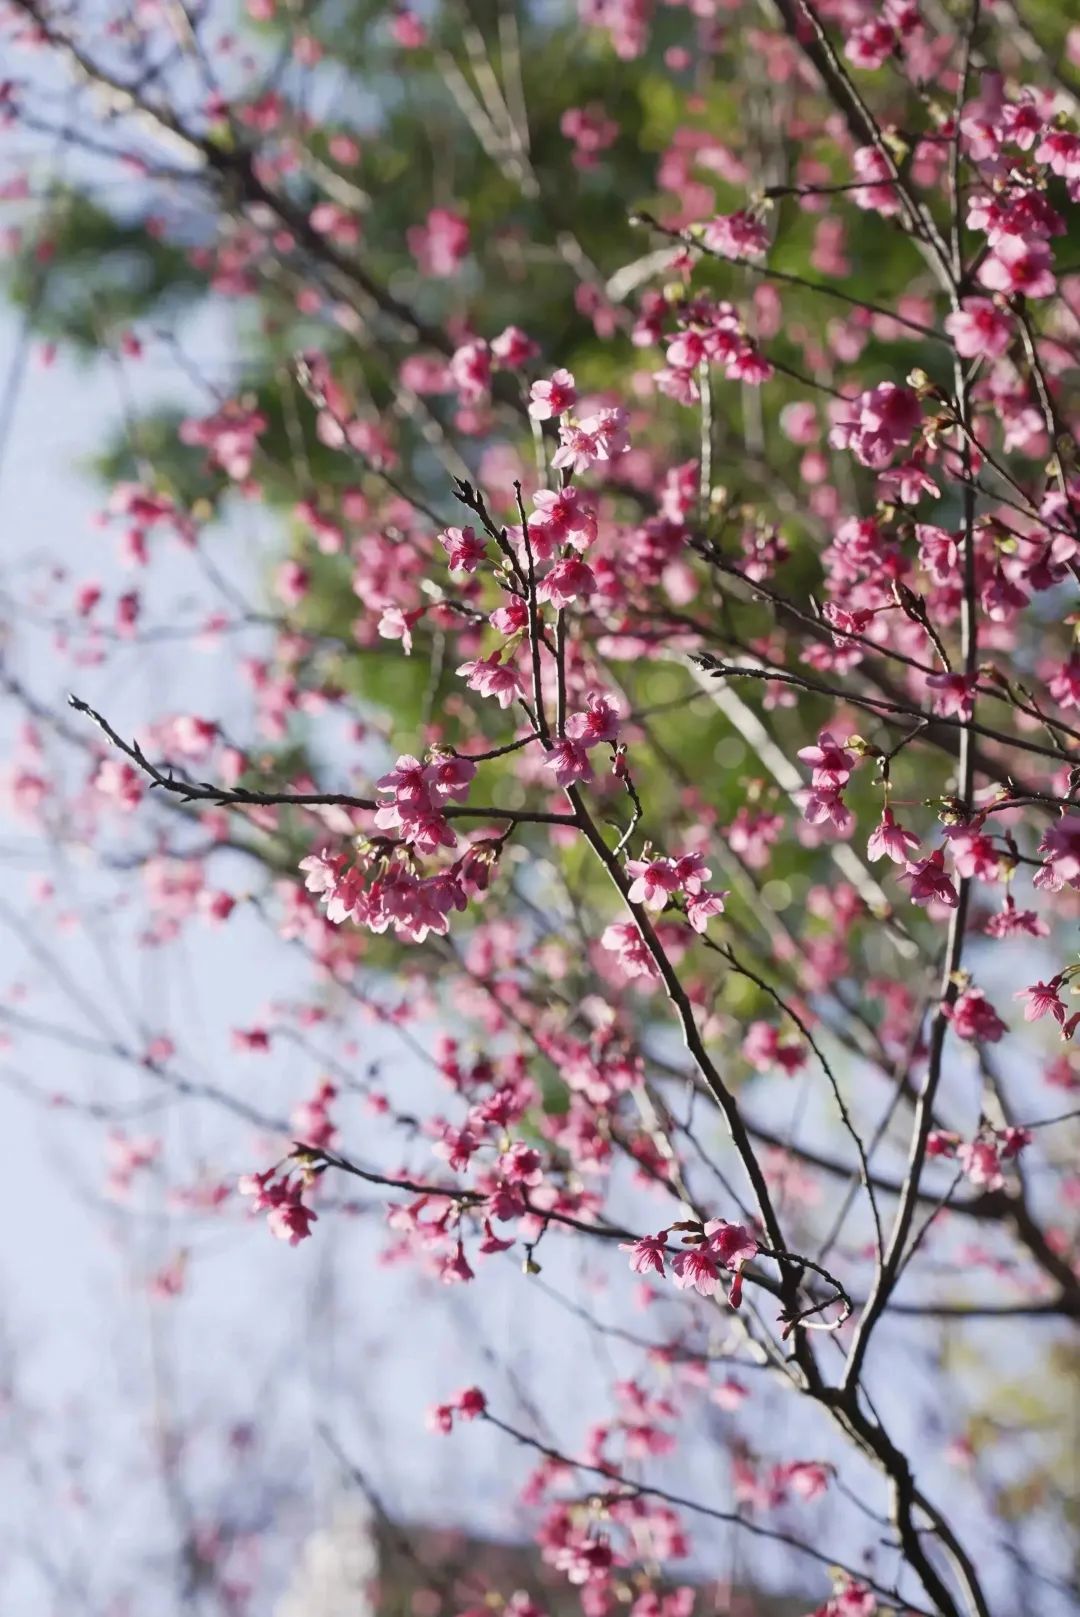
[867, 808, 920, 864]
[456, 653, 522, 708]
[620, 1230, 669, 1277]
[899, 849, 959, 908]
[945, 986, 1007, 1043]
[671, 1245, 719, 1297]
[1015, 977, 1067, 1024]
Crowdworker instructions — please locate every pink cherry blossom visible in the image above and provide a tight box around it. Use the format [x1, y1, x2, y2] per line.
[620, 1231, 669, 1277]
[440, 525, 488, 572]
[671, 1245, 719, 1297]
[544, 739, 593, 786]
[528, 369, 577, 421]
[978, 232, 1056, 298]
[456, 653, 521, 708]
[944, 297, 1013, 358]
[867, 808, 919, 864]
[899, 849, 959, 908]
[1015, 977, 1067, 1024]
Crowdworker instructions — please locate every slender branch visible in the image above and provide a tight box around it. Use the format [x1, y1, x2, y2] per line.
[68, 696, 575, 826]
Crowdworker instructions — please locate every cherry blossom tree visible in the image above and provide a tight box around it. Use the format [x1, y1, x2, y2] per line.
[0, 0, 1078, 1613]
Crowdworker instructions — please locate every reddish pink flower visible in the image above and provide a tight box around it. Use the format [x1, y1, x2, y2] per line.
[946, 828, 1001, 883]
[456, 1385, 487, 1419]
[449, 339, 492, 403]
[917, 523, 959, 583]
[829, 382, 920, 468]
[561, 104, 618, 169]
[777, 1458, 831, 1499]
[686, 889, 728, 933]
[1000, 1125, 1032, 1159]
[620, 1231, 669, 1278]
[1038, 815, 1080, 883]
[899, 849, 959, 908]
[440, 1239, 475, 1284]
[813, 1579, 876, 1617]
[799, 786, 853, 834]
[984, 897, 1049, 939]
[390, 9, 427, 47]
[244, 1176, 318, 1247]
[232, 1026, 271, 1052]
[926, 671, 977, 720]
[851, 146, 902, 215]
[957, 1138, 1004, 1191]
[1015, 977, 1067, 1024]
[844, 19, 896, 69]
[529, 486, 597, 554]
[406, 207, 469, 277]
[742, 1021, 806, 1076]
[945, 986, 1007, 1043]
[94, 759, 144, 812]
[797, 729, 856, 787]
[498, 1141, 543, 1186]
[705, 1220, 758, 1308]
[552, 407, 629, 472]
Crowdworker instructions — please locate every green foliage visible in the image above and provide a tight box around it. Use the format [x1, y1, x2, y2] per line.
[7, 191, 206, 353]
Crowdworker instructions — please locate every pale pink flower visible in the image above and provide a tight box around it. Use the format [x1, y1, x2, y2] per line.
[626, 857, 681, 909]
[544, 739, 593, 786]
[867, 808, 919, 864]
[456, 653, 521, 708]
[944, 297, 1012, 358]
[978, 233, 1055, 298]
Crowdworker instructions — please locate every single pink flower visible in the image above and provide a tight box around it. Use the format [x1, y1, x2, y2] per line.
[899, 848, 959, 908]
[620, 1231, 669, 1278]
[671, 1245, 719, 1297]
[1015, 977, 1067, 1024]
[867, 807, 919, 864]
[528, 368, 577, 421]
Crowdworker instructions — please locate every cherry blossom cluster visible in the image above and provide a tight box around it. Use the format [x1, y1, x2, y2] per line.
[238, 1160, 320, 1246]
[7, 0, 1080, 1611]
[621, 1220, 759, 1310]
